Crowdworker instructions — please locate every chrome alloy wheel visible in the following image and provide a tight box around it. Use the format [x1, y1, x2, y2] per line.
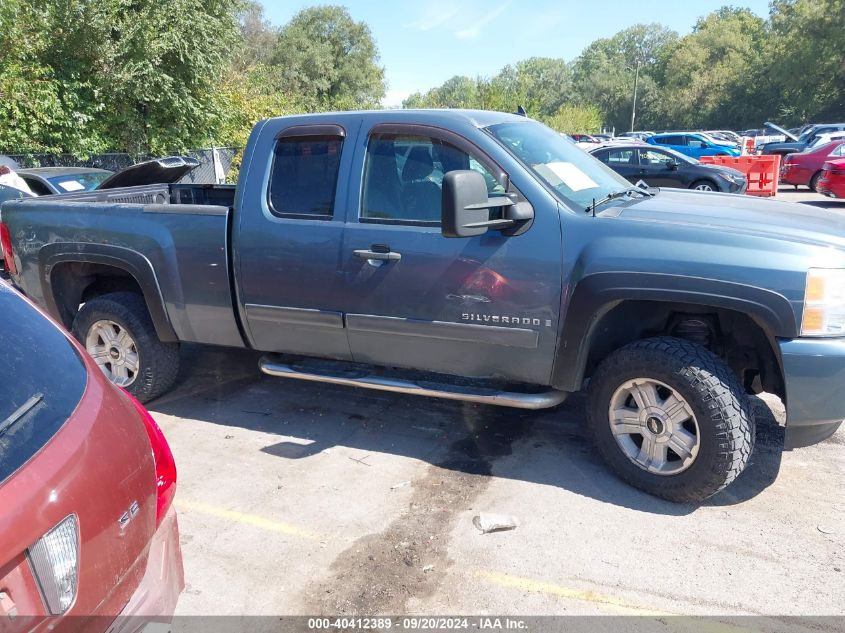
[694, 182, 714, 191]
[608, 378, 700, 475]
[85, 319, 139, 387]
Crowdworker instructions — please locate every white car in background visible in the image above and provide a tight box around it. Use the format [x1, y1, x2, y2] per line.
[807, 131, 845, 149]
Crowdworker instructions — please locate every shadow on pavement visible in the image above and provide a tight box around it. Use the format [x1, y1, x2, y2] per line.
[151, 345, 785, 517]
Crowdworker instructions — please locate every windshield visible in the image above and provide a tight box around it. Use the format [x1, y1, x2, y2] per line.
[46, 171, 112, 192]
[486, 120, 631, 210]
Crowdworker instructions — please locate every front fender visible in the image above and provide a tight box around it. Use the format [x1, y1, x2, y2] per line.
[551, 271, 796, 391]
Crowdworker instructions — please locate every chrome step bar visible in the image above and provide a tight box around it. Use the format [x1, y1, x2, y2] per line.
[259, 356, 568, 410]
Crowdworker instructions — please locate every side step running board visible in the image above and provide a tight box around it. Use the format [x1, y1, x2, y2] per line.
[259, 356, 568, 410]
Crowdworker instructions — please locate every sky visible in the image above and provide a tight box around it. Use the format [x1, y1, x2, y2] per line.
[258, 0, 773, 107]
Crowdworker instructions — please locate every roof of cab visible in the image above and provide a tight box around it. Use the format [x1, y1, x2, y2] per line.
[261, 108, 531, 129]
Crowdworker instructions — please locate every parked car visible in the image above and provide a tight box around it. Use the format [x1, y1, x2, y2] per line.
[17, 167, 114, 195]
[590, 144, 747, 193]
[706, 130, 742, 144]
[817, 158, 845, 199]
[619, 131, 654, 142]
[647, 132, 741, 158]
[3, 109, 845, 503]
[741, 128, 786, 148]
[17, 156, 200, 196]
[780, 140, 845, 190]
[0, 281, 183, 625]
[592, 133, 613, 142]
[806, 131, 845, 150]
[571, 134, 600, 143]
[760, 122, 845, 156]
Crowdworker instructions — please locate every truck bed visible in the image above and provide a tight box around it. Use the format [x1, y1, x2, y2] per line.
[36, 182, 236, 208]
[1, 185, 244, 348]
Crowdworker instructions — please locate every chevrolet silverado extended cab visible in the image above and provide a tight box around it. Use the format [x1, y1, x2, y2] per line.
[2, 110, 843, 502]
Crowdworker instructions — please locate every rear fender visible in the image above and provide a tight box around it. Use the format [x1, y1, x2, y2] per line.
[38, 243, 178, 342]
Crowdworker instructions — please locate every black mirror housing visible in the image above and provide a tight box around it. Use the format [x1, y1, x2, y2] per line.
[441, 170, 491, 238]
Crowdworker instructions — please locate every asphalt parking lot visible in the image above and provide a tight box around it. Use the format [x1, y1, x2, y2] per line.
[155, 186, 844, 628]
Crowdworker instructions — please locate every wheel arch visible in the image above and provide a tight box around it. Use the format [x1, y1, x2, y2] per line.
[39, 244, 178, 342]
[553, 272, 795, 396]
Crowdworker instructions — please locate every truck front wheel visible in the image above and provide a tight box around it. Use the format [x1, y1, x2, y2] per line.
[72, 292, 180, 403]
[586, 336, 754, 503]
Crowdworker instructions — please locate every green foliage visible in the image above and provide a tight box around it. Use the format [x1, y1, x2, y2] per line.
[570, 24, 678, 132]
[403, 58, 572, 120]
[545, 104, 603, 134]
[405, 2, 845, 132]
[657, 8, 768, 129]
[764, 0, 845, 124]
[271, 5, 386, 109]
[1, 0, 843, 155]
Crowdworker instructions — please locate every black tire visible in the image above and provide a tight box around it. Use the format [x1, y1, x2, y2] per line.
[586, 336, 754, 503]
[690, 179, 717, 192]
[809, 171, 822, 192]
[72, 292, 180, 403]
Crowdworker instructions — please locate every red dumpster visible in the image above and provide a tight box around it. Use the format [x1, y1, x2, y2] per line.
[700, 155, 781, 197]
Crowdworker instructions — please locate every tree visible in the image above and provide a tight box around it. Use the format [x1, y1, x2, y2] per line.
[232, 0, 278, 72]
[571, 24, 678, 132]
[763, 0, 845, 124]
[546, 104, 603, 134]
[0, 0, 241, 155]
[404, 75, 479, 109]
[658, 8, 768, 129]
[271, 5, 386, 109]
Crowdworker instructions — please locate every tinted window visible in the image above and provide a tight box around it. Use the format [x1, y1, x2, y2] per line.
[361, 133, 503, 223]
[268, 136, 343, 218]
[0, 285, 86, 484]
[21, 176, 51, 196]
[640, 149, 674, 165]
[831, 144, 845, 157]
[605, 149, 636, 165]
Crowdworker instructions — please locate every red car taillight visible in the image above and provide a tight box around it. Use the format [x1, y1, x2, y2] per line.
[0, 223, 17, 275]
[122, 390, 177, 527]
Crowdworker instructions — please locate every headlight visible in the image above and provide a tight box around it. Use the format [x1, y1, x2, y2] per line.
[720, 172, 743, 184]
[801, 268, 845, 336]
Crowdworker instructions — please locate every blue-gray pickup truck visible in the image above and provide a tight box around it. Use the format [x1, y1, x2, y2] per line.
[2, 110, 843, 502]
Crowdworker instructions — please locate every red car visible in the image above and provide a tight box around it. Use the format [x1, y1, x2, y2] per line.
[817, 158, 845, 199]
[780, 139, 845, 190]
[0, 282, 183, 630]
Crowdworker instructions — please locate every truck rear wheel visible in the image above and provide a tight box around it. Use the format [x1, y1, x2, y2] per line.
[72, 292, 180, 403]
[586, 336, 754, 503]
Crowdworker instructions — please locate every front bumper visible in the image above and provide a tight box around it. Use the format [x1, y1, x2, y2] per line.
[106, 506, 185, 633]
[779, 337, 845, 449]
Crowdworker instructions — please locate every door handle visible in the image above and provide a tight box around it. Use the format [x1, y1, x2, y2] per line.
[353, 247, 401, 262]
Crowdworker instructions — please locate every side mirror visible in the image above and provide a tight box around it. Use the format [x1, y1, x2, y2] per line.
[666, 160, 679, 170]
[441, 170, 533, 238]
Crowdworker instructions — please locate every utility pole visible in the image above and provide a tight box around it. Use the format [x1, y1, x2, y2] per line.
[630, 59, 640, 133]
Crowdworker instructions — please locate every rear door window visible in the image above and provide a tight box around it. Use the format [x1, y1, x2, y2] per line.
[605, 149, 637, 165]
[268, 136, 343, 219]
[0, 286, 86, 484]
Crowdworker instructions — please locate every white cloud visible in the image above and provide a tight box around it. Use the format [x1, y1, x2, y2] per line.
[455, 1, 511, 40]
[382, 90, 412, 109]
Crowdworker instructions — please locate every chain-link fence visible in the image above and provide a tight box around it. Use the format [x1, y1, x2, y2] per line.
[2, 148, 240, 184]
